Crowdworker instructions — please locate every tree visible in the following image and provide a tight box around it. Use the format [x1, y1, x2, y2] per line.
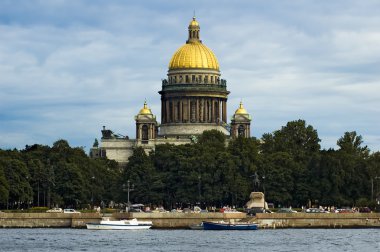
[260, 120, 321, 206]
[0, 166, 9, 205]
[337, 131, 369, 157]
[260, 152, 295, 206]
[336, 132, 370, 205]
[2, 158, 33, 209]
[54, 161, 86, 208]
[123, 147, 163, 205]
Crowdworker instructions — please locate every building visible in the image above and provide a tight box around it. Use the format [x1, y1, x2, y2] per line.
[90, 17, 252, 165]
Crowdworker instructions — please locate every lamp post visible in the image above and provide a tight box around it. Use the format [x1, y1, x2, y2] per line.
[198, 175, 201, 205]
[91, 176, 95, 208]
[371, 176, 380, 201]
[262, 175, 266, 195]
[123, 180, 135, 207]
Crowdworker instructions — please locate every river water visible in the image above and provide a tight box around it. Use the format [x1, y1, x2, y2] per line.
[0, 228, 379, 251]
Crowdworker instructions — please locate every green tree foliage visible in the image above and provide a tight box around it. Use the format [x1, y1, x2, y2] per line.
[0, 125, 377, 211]
[261, 152, 295, 205]
[260, 120, 321, 206]
[335, 132, 371, 205]
[123, 147, 164, 205]
[337, 131, 369, 157]
[1, 157, 33, 208]
[0, 165, 10, 204]
[0, 140, 121, 209]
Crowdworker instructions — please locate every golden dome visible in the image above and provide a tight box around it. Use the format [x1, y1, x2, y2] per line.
[169, 42, 219, 70]
[189, 17, 199, 27]
[139, 101, 152, 115]
[169, 17, 219, 70]
[235, 101, 248, 115]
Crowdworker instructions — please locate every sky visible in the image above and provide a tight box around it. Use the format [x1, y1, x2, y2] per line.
[1, 0, 380, 153]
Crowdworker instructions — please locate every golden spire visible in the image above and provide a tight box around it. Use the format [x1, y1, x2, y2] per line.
[139, 100, 152, 115]
[235, 101, 248, 115]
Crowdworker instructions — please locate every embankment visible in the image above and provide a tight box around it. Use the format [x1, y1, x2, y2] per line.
[1, 211, 380, 229]
[0, 212, 101, 228]
[255, 213, 380, 228]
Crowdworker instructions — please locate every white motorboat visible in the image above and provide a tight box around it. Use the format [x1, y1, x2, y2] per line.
[86, 218, 153, 230]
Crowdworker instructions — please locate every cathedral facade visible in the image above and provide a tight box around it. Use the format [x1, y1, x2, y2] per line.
[91, 17, 252, 165]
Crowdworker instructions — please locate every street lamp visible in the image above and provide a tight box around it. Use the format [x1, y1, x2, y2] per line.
[371, 176, 380, 201]
[198, 175, 201, 205]
[123, 180, 135, 207]
[91, 176, 95, 208]
[262, 175, 266, 195]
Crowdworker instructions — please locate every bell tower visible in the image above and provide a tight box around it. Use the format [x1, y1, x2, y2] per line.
[135, 101, 158, 144]
[230, 101, 252, 138]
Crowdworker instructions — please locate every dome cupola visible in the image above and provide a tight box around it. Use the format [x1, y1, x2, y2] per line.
[234, 101, 248, 115]
[138, 100, 153, 115]
[168, 17, 219, 71]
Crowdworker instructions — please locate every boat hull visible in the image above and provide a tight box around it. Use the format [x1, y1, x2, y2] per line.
[86, 223, 151, 230]
[202, 221, 258, 230]
[86, 219, 152, 230]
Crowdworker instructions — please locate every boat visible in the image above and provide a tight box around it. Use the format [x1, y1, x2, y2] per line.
[189, 222, 204, 230]
[86, 218, 153, 230]
[202, 221, 258, 230]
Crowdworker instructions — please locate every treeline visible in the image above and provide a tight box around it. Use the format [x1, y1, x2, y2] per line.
[0, 140, 122, 209]
[0, 120, 379, 210]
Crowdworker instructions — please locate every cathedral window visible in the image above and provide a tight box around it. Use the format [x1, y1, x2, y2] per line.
[142, 125, 149, 143]
[192, 75, 195, 82]
[211, 76, 214, 83]
[186, 75, 189, 83]
[238, 125, 245, 136]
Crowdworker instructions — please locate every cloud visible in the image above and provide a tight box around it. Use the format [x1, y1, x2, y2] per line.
[0, 0, 379, 153]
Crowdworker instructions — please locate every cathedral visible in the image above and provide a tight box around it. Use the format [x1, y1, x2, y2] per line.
[91, 17, 252, 165]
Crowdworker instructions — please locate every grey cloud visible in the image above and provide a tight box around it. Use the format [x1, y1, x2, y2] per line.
[0, 1, 379, 152]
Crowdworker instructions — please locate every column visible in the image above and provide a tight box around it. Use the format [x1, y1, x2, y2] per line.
[139, 126, 142, 142]
[179, 99, 183, 122]
[208, 99, 212, 122]
[201, 98, 204, 122]
[166, 100, 170, 123]
[222, 100, 227, 123]
[211, 98, 215, 123]
[196, 99, 199, 122]
[188, 98, 191, 122]
[161, 100, 165, 123]
[171, 99, 175, 123]
[136, 123, 139, 139]
[205, 100, 208, 123]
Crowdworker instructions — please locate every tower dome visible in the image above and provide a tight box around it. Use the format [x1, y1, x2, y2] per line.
[138, 100, 153, 115]
[168, 17, 219, 70]
[234, 101, 248, 115]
